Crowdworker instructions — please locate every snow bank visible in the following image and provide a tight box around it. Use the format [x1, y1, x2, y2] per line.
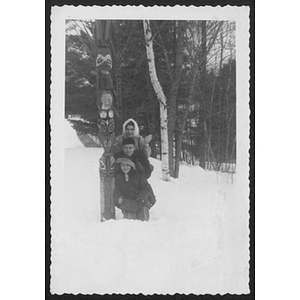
[51, 145, 249, 295]
[64, 119, 83, 148]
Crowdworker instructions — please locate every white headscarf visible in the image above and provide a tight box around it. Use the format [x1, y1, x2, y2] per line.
[122, 118, 140, 137]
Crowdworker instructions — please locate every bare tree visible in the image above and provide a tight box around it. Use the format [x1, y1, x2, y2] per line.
[174, 21, 224, 177]
[203, 21, 236, 172]
[156, 21, 187, 178]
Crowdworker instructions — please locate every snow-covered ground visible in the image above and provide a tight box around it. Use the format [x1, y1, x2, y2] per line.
[50, 120, 249, 295]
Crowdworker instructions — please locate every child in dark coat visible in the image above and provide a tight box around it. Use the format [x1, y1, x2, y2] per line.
[113, 157, 152, 221]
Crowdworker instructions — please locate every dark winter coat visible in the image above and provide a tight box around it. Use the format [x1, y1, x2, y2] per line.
[113, 169, 151, 212]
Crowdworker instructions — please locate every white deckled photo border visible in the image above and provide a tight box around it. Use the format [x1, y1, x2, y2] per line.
[50, 5, 251, 295]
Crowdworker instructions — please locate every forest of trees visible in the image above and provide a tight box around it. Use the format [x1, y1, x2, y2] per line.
[65, 19, 236, 178]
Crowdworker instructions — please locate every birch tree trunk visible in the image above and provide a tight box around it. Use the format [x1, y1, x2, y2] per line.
[143, 20, 170, 181]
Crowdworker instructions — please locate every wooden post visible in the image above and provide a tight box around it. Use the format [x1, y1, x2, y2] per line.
[94, 20, 117, 221]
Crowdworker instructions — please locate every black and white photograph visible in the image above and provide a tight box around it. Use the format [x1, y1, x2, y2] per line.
[50, 5, 251, 295]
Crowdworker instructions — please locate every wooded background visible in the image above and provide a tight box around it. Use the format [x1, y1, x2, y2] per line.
[65, 20, 236, 178]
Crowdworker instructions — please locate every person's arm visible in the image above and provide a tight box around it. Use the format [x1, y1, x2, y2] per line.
[112, 135, 123, 154]
[113, 151, 122, 175]
[137, 176, 151, 202]
[138, 136, 152, 158]
[135, 151, 153, 179]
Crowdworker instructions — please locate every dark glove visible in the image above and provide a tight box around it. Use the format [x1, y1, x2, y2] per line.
[136, 197, 144, 203]
[121, 197, 142, 212]
[136, 197, 151, 209]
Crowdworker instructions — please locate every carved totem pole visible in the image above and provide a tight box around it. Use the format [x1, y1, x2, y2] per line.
[94, 20, 117, 221]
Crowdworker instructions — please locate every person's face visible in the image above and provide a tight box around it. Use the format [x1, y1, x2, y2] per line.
[122, 144, 135, 156]
[120, 162, 131, 174]
[125, 125, 134, 137]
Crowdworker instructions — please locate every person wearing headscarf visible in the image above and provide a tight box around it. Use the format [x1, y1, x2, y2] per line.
[116, 118, 152, 158]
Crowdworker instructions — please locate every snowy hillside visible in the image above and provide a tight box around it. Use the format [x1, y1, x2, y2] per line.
[50, 121, 249, 295]
[64, 119, 84, 148]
